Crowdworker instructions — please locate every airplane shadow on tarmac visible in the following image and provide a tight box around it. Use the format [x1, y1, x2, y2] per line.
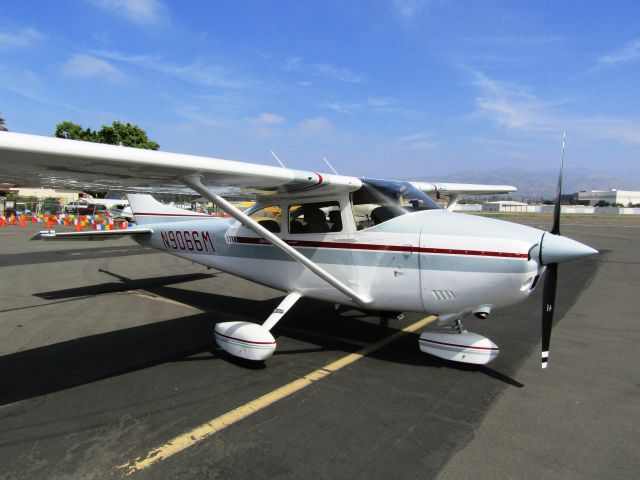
[1, 254, 602, 406]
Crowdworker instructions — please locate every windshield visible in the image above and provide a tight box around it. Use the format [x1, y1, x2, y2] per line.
[351, 178, 441, 230]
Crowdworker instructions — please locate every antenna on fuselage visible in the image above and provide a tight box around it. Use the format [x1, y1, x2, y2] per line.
[323, 157, 339, 175]
[270, 151, 286, 168]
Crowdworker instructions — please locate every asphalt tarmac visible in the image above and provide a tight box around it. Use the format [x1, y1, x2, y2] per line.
[0, 216, 637, 479]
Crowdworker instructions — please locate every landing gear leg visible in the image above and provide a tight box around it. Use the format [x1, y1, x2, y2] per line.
[436, 313, 466, 333]
[214, 291, 303, 361]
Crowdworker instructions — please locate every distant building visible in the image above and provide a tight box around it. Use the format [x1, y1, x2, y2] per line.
[577, 189, 640, 206]
[482, 201, 537, 213]
[7, 187, 80, 204]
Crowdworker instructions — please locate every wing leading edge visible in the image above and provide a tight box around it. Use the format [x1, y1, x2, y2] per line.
[0, 132, 361, 198]
[410, 182, 517, 196]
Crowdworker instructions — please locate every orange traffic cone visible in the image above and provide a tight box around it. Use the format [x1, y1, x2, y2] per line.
[19, 216, 26, 227]
[9, 215, 16, 225]
[75, 222, 82, 232]
[0, 216, 5, 227]
[45, 218, 52, 229]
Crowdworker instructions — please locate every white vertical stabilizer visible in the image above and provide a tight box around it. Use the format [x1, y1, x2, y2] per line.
[127, 194, 210, 225]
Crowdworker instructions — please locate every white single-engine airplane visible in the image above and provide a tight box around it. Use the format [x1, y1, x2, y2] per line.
[0, 132, 597, 368]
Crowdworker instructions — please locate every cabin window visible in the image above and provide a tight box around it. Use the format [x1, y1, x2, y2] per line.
[248, 205, 282, 233]
[351, 178, 441, 230]
[288, 201, 342, 234]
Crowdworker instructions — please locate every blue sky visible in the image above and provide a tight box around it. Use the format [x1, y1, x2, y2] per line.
[1, 0, 639, 180]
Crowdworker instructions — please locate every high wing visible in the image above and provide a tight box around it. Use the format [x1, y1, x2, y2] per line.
[0, 132, 515, 203]
[410, 182, 517, 210]
[410, 182, 516, 196]
[0, 132, 361, 197]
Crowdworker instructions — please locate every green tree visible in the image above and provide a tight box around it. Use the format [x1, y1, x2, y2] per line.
[0, 113, 7, 132]
[54, 121, 159, 150]
[55, 121, 98, 142]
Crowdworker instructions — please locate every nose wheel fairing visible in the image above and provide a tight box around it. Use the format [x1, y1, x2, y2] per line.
[419, 330, 499, 365]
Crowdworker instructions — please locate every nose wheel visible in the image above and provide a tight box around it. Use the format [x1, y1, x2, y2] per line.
[418, 313, 500, 365]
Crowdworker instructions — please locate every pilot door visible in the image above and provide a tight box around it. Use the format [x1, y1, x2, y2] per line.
[284, 198, 359, 303]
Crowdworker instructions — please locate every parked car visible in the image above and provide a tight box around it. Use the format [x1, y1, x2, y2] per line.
[64, 201, 108, 215]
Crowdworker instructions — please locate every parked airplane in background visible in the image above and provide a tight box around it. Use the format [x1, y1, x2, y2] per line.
[108, 202, 133, 221]
[0, 132, 596, 368]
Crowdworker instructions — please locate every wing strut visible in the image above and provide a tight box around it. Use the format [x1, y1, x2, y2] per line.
[181, 175, 373, 306]
[445, 193, 460, 211]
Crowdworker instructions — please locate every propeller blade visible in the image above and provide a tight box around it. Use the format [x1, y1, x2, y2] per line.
[542, 133, 565, 368]
[541, 263, 558, 368]
[551, 133, 565, 235]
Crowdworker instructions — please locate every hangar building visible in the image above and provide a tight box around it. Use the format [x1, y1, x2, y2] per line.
[577, 189, 640, 206]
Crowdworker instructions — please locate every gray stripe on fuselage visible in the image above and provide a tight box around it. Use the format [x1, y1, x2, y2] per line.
[216, 241, 534, 274]
[418, 340, 497, 356]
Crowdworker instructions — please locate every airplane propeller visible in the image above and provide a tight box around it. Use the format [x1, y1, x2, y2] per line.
[540, 133, 564, 368]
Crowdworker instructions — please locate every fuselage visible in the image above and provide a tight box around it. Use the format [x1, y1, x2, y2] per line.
[134, 209, 544, 315]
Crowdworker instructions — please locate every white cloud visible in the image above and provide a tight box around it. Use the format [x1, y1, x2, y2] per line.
[286, 57, 363, 84]
[254, 113, 285, 125]
[393, 0, 439, 18]
[297, 116, 332, 135]
[311, 64, 363, 84]
[326, 97, 421, 119]
[471, 71, 558, 133]
[0, 27, 43, 48]
[246, 113, 286, 139]
[598, 38, 640, 66]
[326, 101, 360, 114]
[0, 68, 89, 113]
[399, 130, 432, 142]
[470, 70, 640, 145]
[285, 57, 302, 71]
[94, 50, 249, 88]
[88, 0, 166, 25]
[398, 130, 436, 150]
[172, 103, 228, 128]
[62, 54, 126, 82]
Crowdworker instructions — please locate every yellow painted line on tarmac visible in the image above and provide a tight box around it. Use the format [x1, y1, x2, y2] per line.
[126, 290, 203, 311]
[116, 314, 437, 476]
[277, 325, 369, 348]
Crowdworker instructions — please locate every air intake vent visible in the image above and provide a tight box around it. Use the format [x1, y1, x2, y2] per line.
[431, 290, 456, 301]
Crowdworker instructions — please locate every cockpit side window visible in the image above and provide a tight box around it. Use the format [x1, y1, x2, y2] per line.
[288, 201, 341, 234]
[248, 204, 282, 233]
[351, 179, 441, 230]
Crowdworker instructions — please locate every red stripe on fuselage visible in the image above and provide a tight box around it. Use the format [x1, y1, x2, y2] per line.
[418, 338, 499, 351]
[226, 236, 529, 259]
[215, 331, 276, 345]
